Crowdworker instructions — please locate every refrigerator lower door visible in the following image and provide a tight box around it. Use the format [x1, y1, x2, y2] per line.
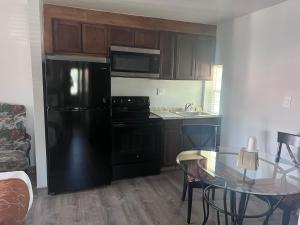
[46, 108, 111, 194]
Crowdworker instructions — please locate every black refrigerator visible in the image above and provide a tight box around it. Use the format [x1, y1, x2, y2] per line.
[44, 56, 111, 194]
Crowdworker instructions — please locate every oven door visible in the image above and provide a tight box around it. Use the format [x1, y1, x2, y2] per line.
[110, 46, 160, 78]
[112, 120, 161, 165]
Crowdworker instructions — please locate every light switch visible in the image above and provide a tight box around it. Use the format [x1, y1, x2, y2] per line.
[282, 96, 292, 109]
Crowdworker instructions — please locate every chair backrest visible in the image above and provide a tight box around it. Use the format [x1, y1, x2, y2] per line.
[276, 131, 300, 166]
[181, 124, 219, 151]
[0, 103, 27, 147]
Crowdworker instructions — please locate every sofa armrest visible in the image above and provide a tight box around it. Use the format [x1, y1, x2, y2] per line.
[24, 133, 31, 154]
[13, 140, 31, 154]
[25, 133, 31, 141]
[0, 171, 33, 225]
[0, 171, 33, 211]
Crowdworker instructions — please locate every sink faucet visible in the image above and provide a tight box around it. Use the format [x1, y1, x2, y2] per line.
[185, 103, 193, 111]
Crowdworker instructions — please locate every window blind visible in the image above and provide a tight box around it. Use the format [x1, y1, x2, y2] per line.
[203, 65, 223, 114]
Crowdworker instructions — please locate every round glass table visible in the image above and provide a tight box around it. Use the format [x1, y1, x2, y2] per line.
[176, 149, 300, 225]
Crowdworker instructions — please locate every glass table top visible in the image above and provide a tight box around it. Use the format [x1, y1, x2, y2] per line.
[176, 149, 300, 196]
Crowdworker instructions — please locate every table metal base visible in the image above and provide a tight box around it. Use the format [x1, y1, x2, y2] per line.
[202, 185, 284, 225]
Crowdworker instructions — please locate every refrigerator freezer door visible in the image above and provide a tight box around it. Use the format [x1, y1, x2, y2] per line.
[45, 60, 110, 108]
[46, 108, 111, 194]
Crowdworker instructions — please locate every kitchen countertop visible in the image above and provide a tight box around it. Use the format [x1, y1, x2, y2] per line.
[151, 111, 221, 120]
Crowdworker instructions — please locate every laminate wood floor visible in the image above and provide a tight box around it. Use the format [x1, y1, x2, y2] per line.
[26, 170, 298, 225]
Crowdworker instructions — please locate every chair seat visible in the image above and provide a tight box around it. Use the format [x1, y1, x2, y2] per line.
[0, 150, 29, 172]
[187, 175, 201, 182]
[187, 165, 213, 183]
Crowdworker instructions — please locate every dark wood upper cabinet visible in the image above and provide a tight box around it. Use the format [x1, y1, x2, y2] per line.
[50, 17, 215, 80]
[109, 27, 159, 49]
[175, 34, 216, 80]
[53, 19, 82, 53]
[134, 29, 159, 49]
[193, 36, 216, 80]
[159, 32, 175, 80]
[175, 34, 195, 80]
[109, 26, 134, 47]
[82, 24, 108, 56]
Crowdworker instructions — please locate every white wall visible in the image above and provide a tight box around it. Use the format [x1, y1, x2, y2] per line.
[28, 0, 47, 188]
[0, 0, 46, 188]
[112, 78, 203, 108]
[0, 0, 35, 163]
[217, 0, 300, 155]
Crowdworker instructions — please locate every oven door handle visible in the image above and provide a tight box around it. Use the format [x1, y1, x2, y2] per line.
[112, 123, 128, 128]
[112, 121, 161, 128]
[112, 123, 142, 128]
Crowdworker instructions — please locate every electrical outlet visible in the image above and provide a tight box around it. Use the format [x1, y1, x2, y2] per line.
[282, 96, 292, 109]
[156, 88, 166, 96]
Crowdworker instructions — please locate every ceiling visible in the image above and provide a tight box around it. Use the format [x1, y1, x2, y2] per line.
[43, 0, 287, 25]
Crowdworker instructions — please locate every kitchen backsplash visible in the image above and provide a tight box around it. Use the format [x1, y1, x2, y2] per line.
[111, 77, 203, 108]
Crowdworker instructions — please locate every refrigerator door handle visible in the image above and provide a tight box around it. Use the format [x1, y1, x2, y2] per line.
[102, 97, 111, 106]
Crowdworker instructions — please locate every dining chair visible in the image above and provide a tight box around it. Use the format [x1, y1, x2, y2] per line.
[181, 124, 219, 224]
[272, 132, 300, 225]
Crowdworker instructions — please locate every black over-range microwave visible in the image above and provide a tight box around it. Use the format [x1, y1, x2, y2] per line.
[110, 46, 160, 79]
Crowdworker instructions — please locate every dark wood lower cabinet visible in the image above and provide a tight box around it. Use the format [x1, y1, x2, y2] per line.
[162, 120, 182, 166]
[162, 118, 221, 166]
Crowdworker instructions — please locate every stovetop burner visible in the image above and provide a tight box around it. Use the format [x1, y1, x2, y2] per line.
[112, 96, 150, 107]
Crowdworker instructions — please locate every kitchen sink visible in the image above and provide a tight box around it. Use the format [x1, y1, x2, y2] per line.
[175, 111, 210, 117]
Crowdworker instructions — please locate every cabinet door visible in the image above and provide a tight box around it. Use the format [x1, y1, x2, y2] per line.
[109, 26, 134, 47]
[193, 36, 216, 80]
[159, 31, 175, 80]
[53, 19, 82, 53]
[134, 29, 159, 49]
[163, 120, 182, 166]
[175, 34, 195, 80]
[82, 24, 108, 56]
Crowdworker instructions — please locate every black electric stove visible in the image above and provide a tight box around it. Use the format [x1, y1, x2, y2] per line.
[111, 96, 162, 180]
[112, 96, 161, 122]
